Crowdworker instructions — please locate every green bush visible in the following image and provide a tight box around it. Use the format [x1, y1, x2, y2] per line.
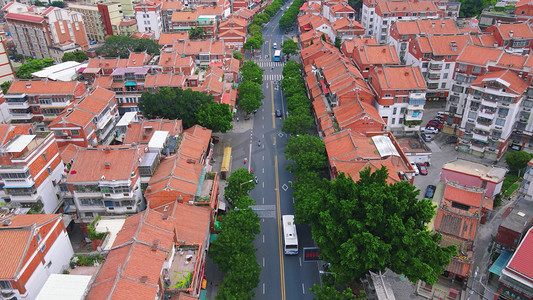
[87, 216, 107, 240]
[504, 183, 519, 197]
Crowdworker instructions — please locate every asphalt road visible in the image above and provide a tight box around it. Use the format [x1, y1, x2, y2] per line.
[241, 5, 320, 300]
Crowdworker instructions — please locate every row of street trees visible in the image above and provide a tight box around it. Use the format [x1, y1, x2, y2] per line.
[280, 61, 314, 135]
[284, 134, 457, 297]
[279, 0, 306, 29]
[237, 61, 264, 114]
[244, 0, 285, 50]
[209, 169, 261, 299]
[138, 87, 233, 132]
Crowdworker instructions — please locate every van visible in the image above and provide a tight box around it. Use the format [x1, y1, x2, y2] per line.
[436, 111, 445, 117]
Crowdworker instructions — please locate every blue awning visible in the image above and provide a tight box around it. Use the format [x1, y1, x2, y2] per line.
[125, 81, 137, 86]
[489, 249, 513, 276]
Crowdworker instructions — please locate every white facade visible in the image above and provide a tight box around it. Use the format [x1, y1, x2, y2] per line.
[376, 91, 426, 132]
[519, 160, 533, 200]
[135, 5, 163, 39]
[0, 39, 14, 84]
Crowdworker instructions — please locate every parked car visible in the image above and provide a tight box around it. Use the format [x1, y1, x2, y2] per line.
[421, 127, 439, 134]
[275, 109, 282, 117]
[417, 163, 428, 175]
[427, 120, 440, 127]
[425, 185, 436, 198]
[273, 43, 277, 49]
[434, 122, 443, 130]
[430, 119, 443, 124]
[211, 136, 220, 143]
[437, 111, 445, 118]
[410, 162, 419, 175]
[421, 133, 431, 142]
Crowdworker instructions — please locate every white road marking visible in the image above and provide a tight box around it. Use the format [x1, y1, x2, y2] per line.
[263, 257, 265, 267]
[302, 283, 305, 294]
[299, 257, 302, 266]
[263, 234, 265, 243]
[263, 283, 266, 294]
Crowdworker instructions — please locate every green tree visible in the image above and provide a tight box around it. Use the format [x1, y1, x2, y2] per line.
[96, 35, 160, 58]
[282, 61, 302, 78]
[311, 284, 355, 300]
[196, 101, 233, 133]
[285, 134, 327, 175]
[216, 253, 261, 300]
[286, 93, 310, 113]
[282, 112, 314, 135]
[244, 36, 262, 51]
[224, 168, 255, 208]
[295, 167, 456, 285]
[34, 0, 47, 6]
[1, 81, 12, 94]
[321, 33, 327, 41]
[334, 36, 342, 49]
[240, 61, 264, 84]
[505, 150, 533, 173]
[233, 52, 243, 61]
[237, 81, 263, 113]
[62, 50, 88, 63]
[282, 39, 298, 59]
[248, 24, 262, 36]
[51, 1, 65, 7]
[138, 87, 213, 128]
[188, 27, 207, 40]
[16, 58, 55, 79]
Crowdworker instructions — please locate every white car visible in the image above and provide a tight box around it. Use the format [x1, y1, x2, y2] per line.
[410, 162, 420, 175]
[273, 43, 277, 49]
[421, 127, 439, 134]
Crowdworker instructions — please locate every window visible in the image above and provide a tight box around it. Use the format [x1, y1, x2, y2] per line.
[46, 261, 52, 268]
[40, 244, 46, 252]
[71, 129, 80, 136]
[42, 153, 48, 161]
[80, 198, 104, 206]
[85, 212, 94, 218]
[440, 83, 446, 89]
[422, 62, 429, 68]
[445, 63, 450, 70]
[458, 63, 467, 71]
[443, 73, 448, 79]
[472, 66, 482, 73]
[384, 94, 392, 97]
[393, 108, 397, 115]
[495, 118, 505, 126]
[0, 280, 12, 290]
[36, 233, 42, 243]
[451, 201, 470, 211]
[423, 53, 431, 59]
[47, 166, 52, 174]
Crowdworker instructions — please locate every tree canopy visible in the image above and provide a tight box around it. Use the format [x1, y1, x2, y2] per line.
[62, 50, 88, 63]
[138, 87, 213, 128]
[1, 81, 12, 94]
[196, 101, 233, 133]
[282, 39, 298, 58]
[282, 112, 314, 135]
[282, 61, 302, 78]
[240, 61, 264, 85]
[293, 167, 456, 285]
[459, 0, 496, 17]
[285, 135, 327, 175]
[505, 150, 533, 173]
[244, 36, 262, 51]
[237, 81, 263, 114]
[16, 58, 55, 79]
[279, 0, 305, 29]
[224, 168, 255, 209]
[96, 35, 160, 58]
[188, 27, 207, 40]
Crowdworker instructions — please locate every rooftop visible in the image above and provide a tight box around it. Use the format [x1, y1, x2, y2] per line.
[505, 226, 533, 282]
[442, 159, 507, 183]
[35, 274, 92, 300]
[498, 200, 533, 233]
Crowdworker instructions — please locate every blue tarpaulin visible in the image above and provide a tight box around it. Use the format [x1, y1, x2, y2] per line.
[125, 81, 136, 86]
[489, 249, 513, 276]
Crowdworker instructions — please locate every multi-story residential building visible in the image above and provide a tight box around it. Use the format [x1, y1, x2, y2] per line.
[0, 214, 74, 300]
[331, 18, 365, 42]
[368, 65, 427, 132]
[0, 36, 14, 84]
[157, 52, 195, 75]
[218, 17, 247, 50]
[388, 19, 470, 64]
[97, 2, 125, 38]
[297, 14, 335, 42]
[48, 87, 119, 147]
[65, 145, 146, 224]
[0, 124, 64, 214]
[445, 44, 503, 129]
[171, 40, 225, 66]
[68, 3, 104, 42]
[485, 22, 533, 55]
[109, 66, 151, 114]
[118, 18, 138, 36]
[458, 69, 528, 160]
[441, 159, 506, 198]
[407, 35, 476, 101]
[361, 0, 441, 43]
[497, 226, 533, 300]
[4, 80, 87, 124]
[134, 0, 163, 39]
[351, 43, 400, 79]
[515, 0, 533, 22]
[170, 7, 221, 38]
[3, 2, 88, 62]
[324, 2, 356, 22]
[160, 1, 182, 32]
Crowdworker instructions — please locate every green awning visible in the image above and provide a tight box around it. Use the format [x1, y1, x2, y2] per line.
[472, 138, 489, 144]
[489, 249, 513, 276]
[197, 18, 209, 22]
[125, 81, 136, 86]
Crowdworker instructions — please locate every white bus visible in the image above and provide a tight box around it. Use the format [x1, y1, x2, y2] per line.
[282, 215, 298, 255]
[273, 50, 281, 62]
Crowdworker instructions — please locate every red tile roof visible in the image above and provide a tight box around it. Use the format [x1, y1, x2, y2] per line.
[434, 209, 478, 241]
[471, 69, 528, 95]
[5, 12, 44, 23]
[456, 44, 503, 66]
[159, 32, 190, 45]
[353, 44, 400, 66]
[372, 65, 426, 90]
[123, 119, 183, 145]
[0, 214, 60, 278]
[443, 184, 484, 208]
[7, 80, 84, 95]
[67, 146, 141, 183]
[506, 227, 533, 281]
[493, 22, 533, 40]
[333, 99, 385, 130]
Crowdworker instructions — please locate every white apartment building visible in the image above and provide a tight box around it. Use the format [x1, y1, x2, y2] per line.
[135, 0, 163, 39]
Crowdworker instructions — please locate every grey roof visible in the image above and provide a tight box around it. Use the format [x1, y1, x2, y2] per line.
[501, 200, 533, 233]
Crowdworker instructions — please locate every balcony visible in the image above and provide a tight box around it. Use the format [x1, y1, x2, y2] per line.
[470, 144, 486, 153]
[472, 132, 488, 142]
[10, 112, 33, 120]
[102, 192, 133, 200]
[96, 112, 113, 130]
[478, 109, 496, 119]
[6, 100, 29, 108]
[481, 98, 498, 108]
[2, 177, 35, 189]
[429, 64, 442, 71]
[39, 101, 70, 108]
[475, 121, 492, 132]
[405, 111, 423, 121]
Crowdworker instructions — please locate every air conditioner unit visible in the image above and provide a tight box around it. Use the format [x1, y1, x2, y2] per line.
[66, 136, 72, 139]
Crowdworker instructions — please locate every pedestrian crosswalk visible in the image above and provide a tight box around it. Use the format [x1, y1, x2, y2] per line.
[263, 74, 283, 81]
[256, 61, 284, 68]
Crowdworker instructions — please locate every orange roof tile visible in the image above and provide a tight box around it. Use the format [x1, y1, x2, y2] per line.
[456, 44, 503, 66]
[93, 76, 113, 89]
[333, 99, 385, 130]
[494, 22, 533, 40]
[123, 119, 182, 145]
[171, 10, 197, 22]
[67, 146, 141, 182]
[443, 184, 484, 208]
[354, 44, 400, 65]
[59, 144, 78, 164]
[159, 32, 189, 45]
[471, 69, 528, 95]
[373, 65, 426, 90]
[434, 209, 478, 241]
[7, 80, 83, 95]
